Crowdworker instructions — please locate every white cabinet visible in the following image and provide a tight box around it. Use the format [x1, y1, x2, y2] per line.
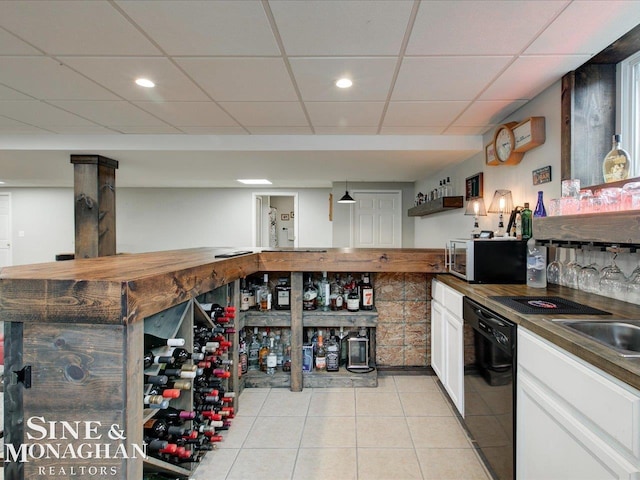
[518, 328, 640, 480]
[431, 279, 464, 415]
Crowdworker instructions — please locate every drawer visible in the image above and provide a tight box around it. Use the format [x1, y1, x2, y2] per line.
[519, 328, 640, 460]
[443, 285, 463, 319]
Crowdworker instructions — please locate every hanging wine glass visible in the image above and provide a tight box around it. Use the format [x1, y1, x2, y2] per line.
[546, 247, 564, 285]
[578, 248, 600, 293]
[600, 253, 628, 301]
[562, 249, 581, 289]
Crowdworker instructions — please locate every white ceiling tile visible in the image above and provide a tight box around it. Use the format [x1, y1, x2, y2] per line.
[383, 102, 469, 127]
[49, 101, 169, 127]
[0, 84, 32, 100]
[454, 100, 529, 126]
[46, 125, 119, 134]
[111, 126, 183, 134]
[178, 126, 248, 135]
[246, 126, 313, 134]
[133, 101, 239, 127]
[176, 58, 298, 102]
[0, 27, 42, 55]
[290, 58, 397, 101]
[305, 102, 385, 127]
[379, 126, 445, 135]
[526, 1, 640, 55]
[116, 0, 279, 55]
[0, 1, 159, 55]
[270, 0, 413, 55]
[60, 57, 208, 102]
[393, 56, 513, 101]
[0, 115, 50, 133]
[480, 55, 591, 101]
[407, 1, 569, 55]
[0, 101, 99, 127]
[315, 126, 379, 134]
[0, 57, 119, 100]
[444, 126, 494, 135]
[219, 102, 308, 127]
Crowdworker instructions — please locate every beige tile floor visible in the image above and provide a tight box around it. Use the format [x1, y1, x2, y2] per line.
[190, 375, 490, 480]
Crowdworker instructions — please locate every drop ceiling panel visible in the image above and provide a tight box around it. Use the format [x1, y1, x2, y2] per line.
[0, 57, 119, 100]
[218, 102, 308, 127]
[246, 126, 313, 135]
[133, 101, 239, 127]
[393, 56, 513, 101]
[0, 1, 160, 55]
[315, 126, 379, 134]
[0, 84, 31, 101]
[480, 55, 591, 101]
[290, 57, 397, 101]
[49, 101, 170, 127]
[0, 115, 48, 133]
[526, 1, 640, 55]
[179, 126, 248, 135]
[60, 57, 208, 101]
[0, 28, 41, 55]
[380, 126, 445, 135]
[383, 101, 468, 127]
[176, 58, 298, 102]
[453, 100, 528, 126]
[0, 101, 99, 127]
[306, 102, 385, 126]
[115, 0, 280, 56]
[45, 125, 118, 134]
[407, 0, 569, 55]
[444, 126, 494, 135]
[270, 0, 413, 55]
[112, 125, 183, 134]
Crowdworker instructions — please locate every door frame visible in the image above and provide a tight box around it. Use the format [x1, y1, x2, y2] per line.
[349, 189, 402, 248]
[0, 192, 12, 267]
[251, 192, 299, 248]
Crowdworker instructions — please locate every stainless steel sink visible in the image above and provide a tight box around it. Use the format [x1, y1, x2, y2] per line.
[551, 319, 640, 357]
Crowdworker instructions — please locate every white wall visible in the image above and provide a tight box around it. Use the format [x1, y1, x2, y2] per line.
[414, 81, 562, 247]
[4, 187, 333, 266]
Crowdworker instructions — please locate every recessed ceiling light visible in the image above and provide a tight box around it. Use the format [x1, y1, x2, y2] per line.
[237, 179, 272, 185]
[0, 181, 5, 185]
[135, 78, 155, 88]
[336, 78, 353, 89]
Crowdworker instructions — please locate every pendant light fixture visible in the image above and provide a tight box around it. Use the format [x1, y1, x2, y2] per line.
[338, 180, 356, 204]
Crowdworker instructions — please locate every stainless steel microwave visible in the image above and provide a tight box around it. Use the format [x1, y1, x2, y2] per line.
[446, 238, 527, 283]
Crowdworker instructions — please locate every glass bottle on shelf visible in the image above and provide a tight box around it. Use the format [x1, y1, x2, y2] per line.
[303, 274, 318, 310]
[318, 271, 331, 311]
[347, 288, 360, 312]
[521, 202, 532, 239]
[282, 331, 292, 372]
[266, 337, 277, 376]
[258, 274, 271, 311]
[326, 329, 340, 372]
[330, 273, 344, 311]
[273, 277, 291, 310]
[315, 330, 326, 371]
[359, 273, 374, 310]
[603, 134, 630, 183]
[238, 330, 248, 375]
[533, 191, 547, 217]
[240, 278, 250, 311]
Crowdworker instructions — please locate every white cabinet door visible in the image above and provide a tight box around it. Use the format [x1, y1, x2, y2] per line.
[518, 328, 640, 480]
[444, 309, 464, 415]
[431, 299, 444, 380]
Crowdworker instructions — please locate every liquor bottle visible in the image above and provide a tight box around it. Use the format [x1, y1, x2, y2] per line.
[330, 274, 344, 310]
[274, 277, 291, 310]
[144, 334, 186, 351]
[259, 332, 269, 372]
[521, 202, 533, 240]
[326, 330, 340, 372]
[274, 334, 283, 368]
[338, 326, 349, 366]
[318, 271, 331, 311]
[446, 176, 453, 196]
[238, 330, 248, 375]
[315, 331, 326, 371]
[514, 211, 522, 239]
[240, 278, 250, 311]
[533, 191, 547, 218]
[259, 274, 272, 311]
[359, 273, 374, 310]
[248, 327, 260, 371]
[281, 331, 292, 372]
[303, 274, 318, 310]
[347, 288, 359, 312]
[603, 134, 630, 183]
[266, 337, 277, 376]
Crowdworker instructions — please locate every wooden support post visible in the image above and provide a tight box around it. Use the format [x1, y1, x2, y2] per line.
[70, 155, 119, 259]
[290, 272, 303, 392]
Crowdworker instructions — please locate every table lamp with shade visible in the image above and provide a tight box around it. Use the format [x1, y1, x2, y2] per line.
[464, 197, 487, 238]
[488, 190, 514, 237]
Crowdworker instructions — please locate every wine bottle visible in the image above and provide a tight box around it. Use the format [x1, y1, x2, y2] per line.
[144, 334, 185, 351]
[144, 351, 175, 369]
[521, 202, 533, 240]
[359, 273, 374, 310]
[144, 374, 169, 386]
[156, 407, 196, 423]
[603, 134, 630, 183]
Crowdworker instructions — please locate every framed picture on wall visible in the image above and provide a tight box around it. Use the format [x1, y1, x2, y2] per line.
[465, 172, 484, 200]
[281, 213, 290, 221]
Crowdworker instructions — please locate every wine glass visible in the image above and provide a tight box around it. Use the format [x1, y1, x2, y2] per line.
[578, 249, 600, 293]
[600, 253, 628, 301]
[546, 247, 564, 285]
[562, 250, 581, 289]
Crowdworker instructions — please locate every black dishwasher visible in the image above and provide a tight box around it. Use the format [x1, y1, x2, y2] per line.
[463, 297, 516, 480]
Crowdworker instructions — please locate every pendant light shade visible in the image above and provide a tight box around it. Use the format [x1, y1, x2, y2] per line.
[338, 180, 356, 204]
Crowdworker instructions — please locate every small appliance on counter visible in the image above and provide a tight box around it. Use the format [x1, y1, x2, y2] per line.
[447, 237, 527, 283]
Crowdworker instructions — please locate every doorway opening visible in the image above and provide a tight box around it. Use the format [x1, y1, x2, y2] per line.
[252, 192, 298, 248]
[0, 192, 12, 268]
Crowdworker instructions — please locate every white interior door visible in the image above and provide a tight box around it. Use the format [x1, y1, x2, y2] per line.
[0, 193, 12, 268]
[352, 191, 402, 248]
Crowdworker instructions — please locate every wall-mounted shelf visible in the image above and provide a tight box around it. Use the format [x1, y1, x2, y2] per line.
[534, 211, 640, 246]
[408, 196, 463, 217]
